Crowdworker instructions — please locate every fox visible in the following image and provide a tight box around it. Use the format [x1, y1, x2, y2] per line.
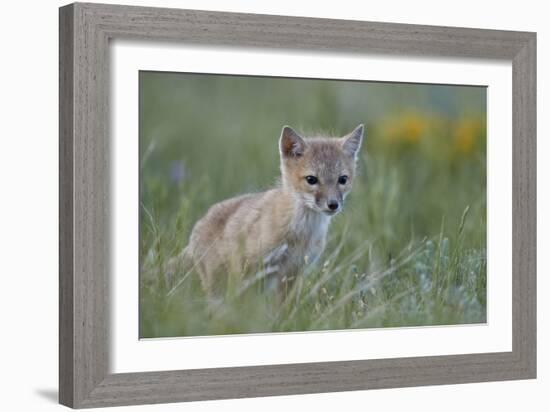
[168, 124, 364, 300]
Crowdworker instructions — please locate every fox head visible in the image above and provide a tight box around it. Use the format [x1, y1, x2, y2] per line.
[279, 124, 364, 216]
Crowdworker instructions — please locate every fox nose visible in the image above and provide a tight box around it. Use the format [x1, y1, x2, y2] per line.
[327, 200, 339, 211]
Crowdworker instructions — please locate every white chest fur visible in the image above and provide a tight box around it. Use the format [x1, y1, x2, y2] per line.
[264, 207, 330, 277]
[289, 207, 330, 262]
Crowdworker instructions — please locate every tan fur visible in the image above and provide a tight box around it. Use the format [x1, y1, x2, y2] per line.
[176, 124, 364, 299]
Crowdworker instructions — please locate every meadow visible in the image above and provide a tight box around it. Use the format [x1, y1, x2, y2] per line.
[139, 72, 487, 338]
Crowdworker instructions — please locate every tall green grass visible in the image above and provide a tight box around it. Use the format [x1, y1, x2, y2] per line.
[139, 72, 486, 338]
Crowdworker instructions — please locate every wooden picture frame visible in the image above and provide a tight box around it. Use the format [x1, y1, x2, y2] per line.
[59, 2, 536, 408]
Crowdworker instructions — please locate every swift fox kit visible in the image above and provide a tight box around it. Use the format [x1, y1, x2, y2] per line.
[173, 124, 364, 299]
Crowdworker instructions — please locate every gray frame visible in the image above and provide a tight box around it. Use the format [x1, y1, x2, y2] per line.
[59, 2, 536, 408]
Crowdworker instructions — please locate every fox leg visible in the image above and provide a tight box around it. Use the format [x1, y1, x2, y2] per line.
[277, 272, 297, 303]
[197, 262, 216, 297]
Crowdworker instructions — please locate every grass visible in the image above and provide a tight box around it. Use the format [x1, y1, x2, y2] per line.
[139, 72, 487, 338]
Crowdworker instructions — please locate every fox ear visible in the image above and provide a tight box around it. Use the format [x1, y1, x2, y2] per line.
[342, 124, 364, 160]
[280, 126, 306, 158]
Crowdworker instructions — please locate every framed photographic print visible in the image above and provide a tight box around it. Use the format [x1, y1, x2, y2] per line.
[59, 2, 536, 408]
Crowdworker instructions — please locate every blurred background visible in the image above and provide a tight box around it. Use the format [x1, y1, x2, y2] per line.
[139, 71, 486, 338]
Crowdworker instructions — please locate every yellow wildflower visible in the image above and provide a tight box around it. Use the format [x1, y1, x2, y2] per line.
[453, 117, 484, 155]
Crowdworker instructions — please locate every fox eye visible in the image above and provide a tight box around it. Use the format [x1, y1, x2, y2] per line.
[338, 175, 348, 185]
[305, 175, 318, 185]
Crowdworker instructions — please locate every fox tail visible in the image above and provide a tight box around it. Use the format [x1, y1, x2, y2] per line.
[163, 246, 194, 294]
